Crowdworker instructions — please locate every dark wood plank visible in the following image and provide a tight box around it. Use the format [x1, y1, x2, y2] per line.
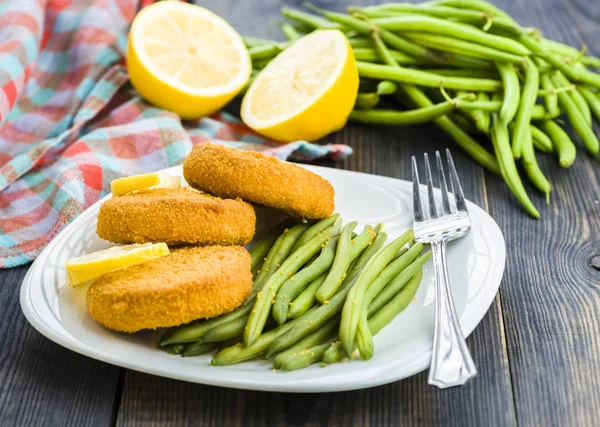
[116, 117, 516, 426]
[0, 267, 122, 427]
[482, 0, 600, 426]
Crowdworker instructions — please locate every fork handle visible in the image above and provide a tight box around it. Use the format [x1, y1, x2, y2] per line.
[428, 241, 477, 388]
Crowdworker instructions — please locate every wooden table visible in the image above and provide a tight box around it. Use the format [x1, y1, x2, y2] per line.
[2, 0, 599, 425]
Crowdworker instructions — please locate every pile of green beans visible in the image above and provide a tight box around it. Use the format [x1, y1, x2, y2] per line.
[160, 216, 429, 371]
[240, 0, 600, 218]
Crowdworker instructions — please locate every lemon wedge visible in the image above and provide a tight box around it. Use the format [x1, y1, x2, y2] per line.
[65, 243, 170, 287]
[127, 2, 251, 119]
[111, 172, 181, 197]
[241, 29, 359, 141]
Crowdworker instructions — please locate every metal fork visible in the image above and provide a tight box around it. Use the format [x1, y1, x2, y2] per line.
[412, 149, 477, 388]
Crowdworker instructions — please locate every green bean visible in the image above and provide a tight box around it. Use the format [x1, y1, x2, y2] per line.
[316, 223, 373, 302]
[291, 214, 339, 253]
[244, 219, 342, 346]
[357, 62, 501, 91]
[348, 37, 373, 49]
[550, 73, 599, 155]
[537, 120, 576, 168]
[582, 56, 600, 69]
[365, 251, 432, 345]
[307, 5, 493, 69]
[519, 34, 600, 89]
[243, 37, 277, 48]
[540, 38, 600, 69]
[354, 93, 380, 110]
[396, 87, 500, 172]
[248, 44, 283, 61]
[553, 72, 592, 125]
[540, 72, 560, 117]
[495, 61, 520, 125]
[352, 47, 431, 65]
[422, 69, 499, 79]
[280, 7, 341, 30]
[266, 271, 361, 358]
[578, 85, 600, 122]
[491, 114, 540, 218]
[425, 0, 514, 21]
[522, 127, 551, 202]
[212, 307, 319, 365]
[530, 124, 554, 154]
[202, 315, 248, 343]
[377, 80, 397, 95]
[288, 273, 327, 319]
[340, 230, 414, 356]
[531, 104, 560, 120]
[456, 100, 501, 112]
[348, 95, 469, 126]
[280, 22, 301, 41]
[369, 270, 427, 335]
[182, 341, 219, 358]
[474, 92, 491, 132]
[370, 15, 527, 55]
[448, 112, 479, 134]
[321, 341, 346, 364]
[403, 32, 524, 63]
[250, 220, 296, 273]
[273, 319, 339, 369]
[165, 344, 187, 355]
[359, 4, 519, 34]
[273, 237, 338, 323]
[508, 57, 538, 158]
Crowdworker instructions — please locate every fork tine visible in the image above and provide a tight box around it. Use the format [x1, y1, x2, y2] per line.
[424, 153, 438, 219]
[436, 151, 452, 215]
[446, 149, 468, 212]
[411, 156, 425, 222]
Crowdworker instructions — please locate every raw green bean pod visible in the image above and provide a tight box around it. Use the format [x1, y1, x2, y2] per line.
[421, 69, 499, 79]
[537, 120, 576, 167]
[530, 124, 554, 154]
[578, 85, 600, 121]
[352, 47, 432, 65]
[377, 80, 398, 95]
[357, 61, 502, 91]
[539, 73, 560, 117]
[521, 127, 551, 202]
[491, 114, 540, 218]
[281, 6, 341, 29]
[403, 32, 525, 63]
[475, 92, 491, 132]
[531, 104, 560, 120]
[425, 0, 515, 21]
[248, 44, 283, 61]
[550, 73, 599, 155]
[553, 72, 592, 125]
[354, 93, 380, 110]
[511, 56, 538, 158]
[495, 61, 520, 124]
[273, 237, 338, 323]
[280, 22, 301, 40]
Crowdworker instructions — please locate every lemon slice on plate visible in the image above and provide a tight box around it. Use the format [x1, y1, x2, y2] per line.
[127, 2, 251, 119]
[111, 171, 181, 197]
[241, 29, 359, 141]
[65, 243, 170, 287]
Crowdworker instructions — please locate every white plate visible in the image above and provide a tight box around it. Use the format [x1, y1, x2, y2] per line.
[20, 165, 505, 393]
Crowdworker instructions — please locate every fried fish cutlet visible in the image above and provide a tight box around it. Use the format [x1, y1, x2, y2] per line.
[183, 142, 335, 220]
[96, 187, 255, 245]
[86, 246, 252, 333]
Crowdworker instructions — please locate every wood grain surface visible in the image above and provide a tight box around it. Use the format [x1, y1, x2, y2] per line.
[0, 0, 599, 426]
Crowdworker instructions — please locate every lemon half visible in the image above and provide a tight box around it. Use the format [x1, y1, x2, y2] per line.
[111, 172, 181, 197]
[241, 30, 359, 141]
[128, 2, 251, 119]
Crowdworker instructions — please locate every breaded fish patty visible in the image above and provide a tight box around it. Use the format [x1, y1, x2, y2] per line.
[183, 142, 335, 219]
[87, 246, 252, 332]
[96, 187, 255, 245]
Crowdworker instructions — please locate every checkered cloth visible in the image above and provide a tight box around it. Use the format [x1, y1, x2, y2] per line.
[0, 0, 352, 268]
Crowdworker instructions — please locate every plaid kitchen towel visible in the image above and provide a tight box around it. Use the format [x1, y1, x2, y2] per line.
[0, 0, 352, 268]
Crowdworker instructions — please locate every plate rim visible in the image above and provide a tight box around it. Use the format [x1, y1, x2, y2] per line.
[20, 164, 506, 393]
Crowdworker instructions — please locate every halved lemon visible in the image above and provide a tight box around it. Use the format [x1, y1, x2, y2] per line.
[111, 172, 180, 197]
[65, 243, 170, 287]
[241, 29, 358, 141]
[127, 2, 251, 119]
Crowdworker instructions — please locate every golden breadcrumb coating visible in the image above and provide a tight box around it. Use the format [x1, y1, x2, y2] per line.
[183, 142, 335, 219]
[96, 187, 255, 245]
[86, 246, 252, 332]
